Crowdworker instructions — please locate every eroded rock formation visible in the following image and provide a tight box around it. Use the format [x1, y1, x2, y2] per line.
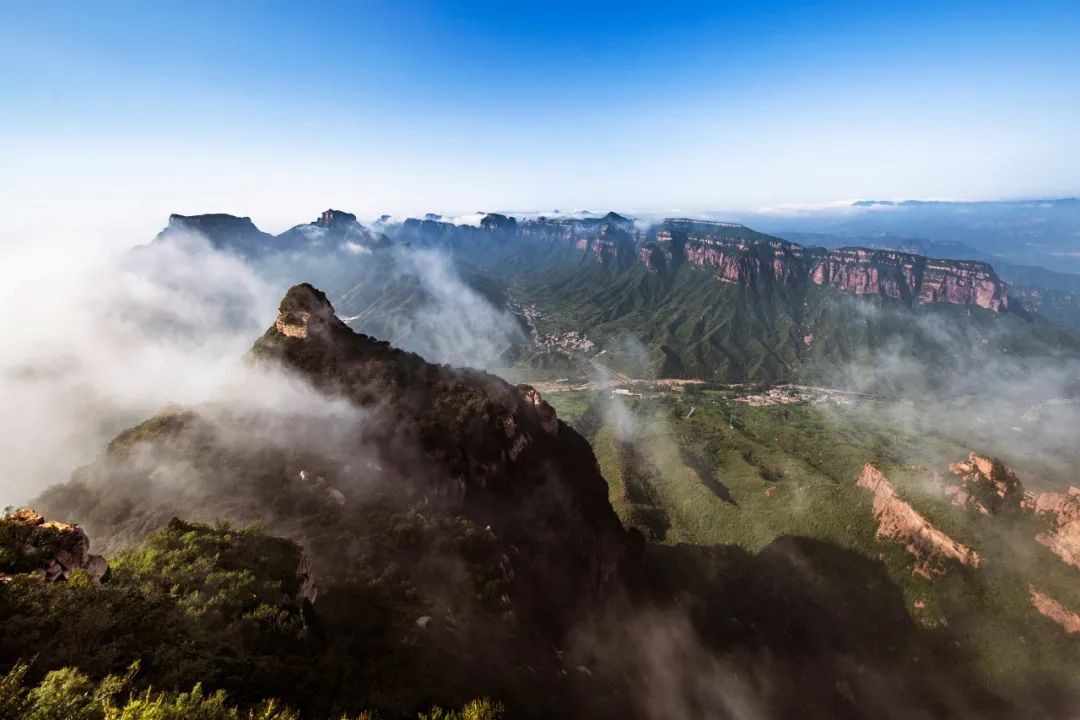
[857, 464, 980, 578]
[1032, 486, 1080, 571]
[1029, 586, 1080, 634]
[946, 453, 1026, 515]
[644, 219, 1009, 310]
[0, 508, 108, 582]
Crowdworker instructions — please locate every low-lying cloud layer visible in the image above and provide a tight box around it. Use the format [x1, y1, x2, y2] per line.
[0, 222, 529, 504]
[0, 231, 286, 503]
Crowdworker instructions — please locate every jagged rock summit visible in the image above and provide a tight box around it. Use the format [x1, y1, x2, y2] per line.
[273, 282, 337, 339]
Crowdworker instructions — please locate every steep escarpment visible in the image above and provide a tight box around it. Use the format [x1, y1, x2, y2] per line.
[646, 220, 1009, 311]
[1029, 586, 1080, 634]
[157, 212, 274, 253]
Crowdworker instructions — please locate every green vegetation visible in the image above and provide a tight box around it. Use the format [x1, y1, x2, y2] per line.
[547, 387, 1080, 707]
[0, 515, 513, 720]
[0, 660, 504, 720]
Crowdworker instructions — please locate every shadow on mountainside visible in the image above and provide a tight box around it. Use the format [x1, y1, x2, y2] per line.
[595, 535, 1057, 720]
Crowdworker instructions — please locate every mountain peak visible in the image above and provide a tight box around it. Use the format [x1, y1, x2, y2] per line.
[316, 209, 357, 228]
[274, 283, 338, 339]
[157, 213, 273, 253]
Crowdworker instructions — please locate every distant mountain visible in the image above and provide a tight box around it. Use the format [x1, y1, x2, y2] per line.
[776, 230, 1080, 331]
[148, 209, 1080, 389]
[738, 197, 1080, 274]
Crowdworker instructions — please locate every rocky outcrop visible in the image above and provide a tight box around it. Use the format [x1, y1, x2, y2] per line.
[919, 260, 1009, 311]
[857, 464, 980, 578]
[1032, 486, 1080, 570]
[256, 284, 635, 631]
[0, 508, 107, 582]
[946, 453, 1025, 515]
[271, 282, 337, 339]
[317, 208, 358, 229]
[1029, 586, 1080, 634]
[808, 248, 922, 302]
[643, 220, 1009, 310]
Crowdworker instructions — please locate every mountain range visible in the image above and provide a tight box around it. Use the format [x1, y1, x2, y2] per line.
[160, 208, 1080, 391]
[2, 205, 1079, 718]
[7, 279, 1079, 718]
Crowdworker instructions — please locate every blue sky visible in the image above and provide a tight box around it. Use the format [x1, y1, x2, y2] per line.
[2, 0, 1080, 241]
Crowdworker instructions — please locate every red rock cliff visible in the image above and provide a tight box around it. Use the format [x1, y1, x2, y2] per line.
[644, 222, 1010, 311]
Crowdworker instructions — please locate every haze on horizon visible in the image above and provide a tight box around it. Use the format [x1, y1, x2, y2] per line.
[3, 0, 1080, 246]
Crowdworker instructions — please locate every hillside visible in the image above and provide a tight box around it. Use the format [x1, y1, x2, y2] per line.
[17, 284, 635, 718]
[3, 282, 1077, 717]
[543, 385, 1080, 717]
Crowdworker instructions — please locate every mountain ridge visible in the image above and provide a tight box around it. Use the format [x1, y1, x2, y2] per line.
[159, 209, 1014, 313]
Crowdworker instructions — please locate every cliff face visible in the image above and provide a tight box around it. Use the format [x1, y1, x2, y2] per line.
[918, 260, 1009, 312]
[657, 227, 1008, 311]
[636, 220, 1010, 311]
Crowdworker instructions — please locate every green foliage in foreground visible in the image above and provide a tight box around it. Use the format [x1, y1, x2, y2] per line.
[0, 517, 315, 703]
[0, 660, 505, 720]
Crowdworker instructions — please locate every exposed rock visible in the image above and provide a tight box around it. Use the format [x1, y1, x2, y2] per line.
[918, 260, 1009, 312]
[1029, 586, 1080, 634]
[1, 508, 108, 582]
[857, 464, 980, 578]
[946, 453, 1025, 515]
[1032, 487, 1080, 570]
[650, 219, 1009, 311]
[272, 283, 337, 339]
[517, 384, 559, 436]
[317, 208, 358, 229]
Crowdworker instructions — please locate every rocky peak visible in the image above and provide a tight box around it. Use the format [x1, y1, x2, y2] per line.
[946, 453, 1025, 515]
[480, 213, 517, 231]
[316, 209, 358, 229]
[273, 283, 339, 339]
[157, 213, 275, 254]
[247, 283, 634, 627]
[166, 212, 261, 235]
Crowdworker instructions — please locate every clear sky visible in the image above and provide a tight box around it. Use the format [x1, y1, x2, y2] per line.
[2, 0, 1080, 243]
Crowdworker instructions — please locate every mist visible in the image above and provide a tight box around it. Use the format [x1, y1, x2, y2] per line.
[814, 301, 1080, 487]
[0, 231, 285, 504]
